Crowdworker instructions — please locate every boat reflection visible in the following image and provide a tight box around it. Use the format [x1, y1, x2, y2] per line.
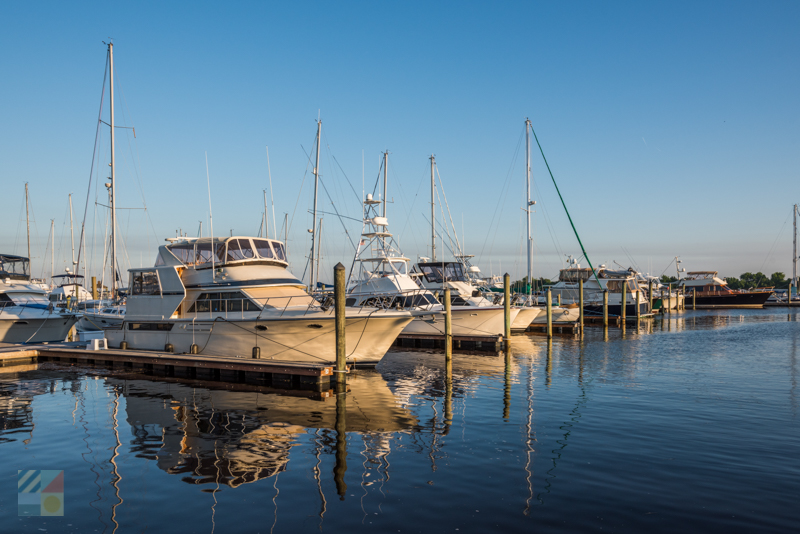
[103, 369, 416, 489]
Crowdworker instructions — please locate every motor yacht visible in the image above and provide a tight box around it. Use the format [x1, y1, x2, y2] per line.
[104, 236, 414, 365]
[548, 262, 650, 317]
[677, 272, 772, 308]
[0, 254, 78, 343]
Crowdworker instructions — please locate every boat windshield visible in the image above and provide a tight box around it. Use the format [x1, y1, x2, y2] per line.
[417, 263, 466, 283]
[0, 255, 30, 281]
[168, 238, 288, 267]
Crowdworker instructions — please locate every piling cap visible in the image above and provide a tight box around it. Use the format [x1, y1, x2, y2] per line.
[334, 262, 345, 271]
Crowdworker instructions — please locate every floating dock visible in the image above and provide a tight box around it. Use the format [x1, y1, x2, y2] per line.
[0, 342, 336, 390]
[394, 333, 504, 351]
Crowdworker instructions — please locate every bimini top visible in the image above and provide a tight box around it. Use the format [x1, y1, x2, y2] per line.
[414, 262, 468, 283]
[158, 237, 288, 268]
[0, 255, 30, 281]
[685, 271, 718, 278]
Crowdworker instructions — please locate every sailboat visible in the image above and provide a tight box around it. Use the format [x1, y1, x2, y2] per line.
[0, 186, 78, 342]
[347, 152, 516, 337]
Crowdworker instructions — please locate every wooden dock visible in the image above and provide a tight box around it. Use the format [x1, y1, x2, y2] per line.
[525, 322, 582, 335]
[0, 342, 336, 390]
[394, 333, 504, 352]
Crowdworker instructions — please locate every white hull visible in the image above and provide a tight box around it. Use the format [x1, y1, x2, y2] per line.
[0, 309, 77, 343]
[105, 309, 413, 365]
[401, 306, 517, 337]
[511, 307, 543, 332]
[78, 313, 125, 332]
[530, 306, 581, 323]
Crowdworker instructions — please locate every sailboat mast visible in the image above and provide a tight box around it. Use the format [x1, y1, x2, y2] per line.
[262, 189, 268, 238]
[108, 42, 117, 298]
[525, 118, 533, 297]
[50, 219, 54, 283]
[430, 155, 436, 261]
[69, 193, 75, 268]
[24, 183, 31, 262]
[383, 151, 388, 218]
[310, 120, 322, 291]
[316, 218, 323, 286]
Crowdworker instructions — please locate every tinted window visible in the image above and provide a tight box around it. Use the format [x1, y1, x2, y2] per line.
[226, 239, 255, 262]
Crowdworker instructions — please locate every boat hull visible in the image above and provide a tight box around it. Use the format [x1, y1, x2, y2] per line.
[401, 306, 517, 337]
[530, 306, 582, 323]
[511, 307, 543, 332]
[0, 311, 78, 343]
[583, 302, 650, 317]
[104, 309, 414, 365]
[690, 291, 772, 309]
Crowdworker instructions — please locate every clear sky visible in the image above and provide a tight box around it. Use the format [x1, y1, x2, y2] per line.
[1, 1, 799, 284]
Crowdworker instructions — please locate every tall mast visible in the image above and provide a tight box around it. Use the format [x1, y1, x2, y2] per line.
[315, 218, 323, 286]
[383, 151, 388, 218]
[108, 42, 117, 298]
[525, 118, 533, 297]
[309, 120, 322, 291]
[794, 204, 797, 289]
[69, 193, 75, 269]
[50, 219, 54, 283]
[262, 190, 268, 238]
[430, 155, 436, 261]
[24, 183, 31, 262]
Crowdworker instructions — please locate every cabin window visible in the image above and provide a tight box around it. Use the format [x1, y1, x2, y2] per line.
[130, 271, 160, 296]
[273, 243, 287, 261]
[253, 239, 275, 259]
[226, 239, 255, 262]
[418, 263, 466, 283]
[0, 256, 30, 280]
[195, 243, 226, 265]
[128, 323, 173, 331]
[451, 296, 468, 306]
[168, 244, 195, 265]
[188, 291, 260, 313]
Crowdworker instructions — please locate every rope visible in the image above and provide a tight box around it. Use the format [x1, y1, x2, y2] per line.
[529, 125, 601, 287]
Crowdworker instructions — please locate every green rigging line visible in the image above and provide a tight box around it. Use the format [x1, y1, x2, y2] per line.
[529, 125, 602, 287]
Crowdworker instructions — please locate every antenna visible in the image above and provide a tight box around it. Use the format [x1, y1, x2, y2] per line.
[205, 151, 215, 281]
[266, 146, 277, 240]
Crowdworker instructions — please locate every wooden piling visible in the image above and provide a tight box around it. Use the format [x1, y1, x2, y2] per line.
[557, 294, 561, 306]
[693, 289, 696, 310]
[91, 276, 98, 300]
[667, 284, 671, 312]
[648, 279, 653, 312]
[444, 287, 453, 366]
[546, 289, 553, 338]
[503, 273, 511, 344]
[334, 262, 346, 385]
[621, 281, 627, 322]
[603, 289, 609, 327]
[636, 289, 641, 322]
[579, 278, 584, 336]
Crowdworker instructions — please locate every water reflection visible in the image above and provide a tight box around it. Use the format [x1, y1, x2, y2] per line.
[0, 309, 797, 533]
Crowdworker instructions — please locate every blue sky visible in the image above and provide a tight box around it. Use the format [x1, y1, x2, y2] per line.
[1, 1, 798, 284]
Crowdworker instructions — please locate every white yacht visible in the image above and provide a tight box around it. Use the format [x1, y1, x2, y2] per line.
[547, 261, 650, 317]
[346, 193, 517, 337]
[104, 236, 414, 365]
[77, 303, 126, 331]
[48, 274, 93, 305]
[0, 255, 78, 343]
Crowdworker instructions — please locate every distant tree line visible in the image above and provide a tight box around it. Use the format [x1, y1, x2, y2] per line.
[512, 276, 553, 292]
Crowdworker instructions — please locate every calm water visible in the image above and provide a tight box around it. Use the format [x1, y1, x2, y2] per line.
[1, 308, 798, 533]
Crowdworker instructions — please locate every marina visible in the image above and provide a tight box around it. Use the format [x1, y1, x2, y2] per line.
[3, 3, 800, 532]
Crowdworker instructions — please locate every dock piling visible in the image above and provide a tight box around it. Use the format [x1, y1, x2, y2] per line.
[546, 289, 553, 338]
[91, 276, 98, 300]
[693, 289, 696, 310]
[334, 262, 346, 385]
[579, 278, 584, 336]
[503, 273, 511, 345]
[648, 279, 653, 312]
[603, 290, 609, 327]
[444, 287, 453, 367]
[636, 290, 641, 322]
[621, 282, 627, 322]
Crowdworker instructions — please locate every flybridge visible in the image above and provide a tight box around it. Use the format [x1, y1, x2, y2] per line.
[159, 237, 288, 268]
